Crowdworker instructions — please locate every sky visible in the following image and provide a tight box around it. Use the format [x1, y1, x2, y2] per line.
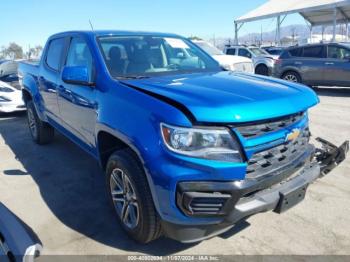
[1, 0, 304, 50]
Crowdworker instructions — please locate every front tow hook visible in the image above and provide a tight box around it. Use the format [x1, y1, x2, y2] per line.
[315, 137, 349, 176]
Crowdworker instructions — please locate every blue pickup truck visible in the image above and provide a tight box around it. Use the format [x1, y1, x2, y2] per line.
[18, 31, 348, 243]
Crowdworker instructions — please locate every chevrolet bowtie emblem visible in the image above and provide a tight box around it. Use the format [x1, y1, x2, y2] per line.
[286, 128, 300, 142]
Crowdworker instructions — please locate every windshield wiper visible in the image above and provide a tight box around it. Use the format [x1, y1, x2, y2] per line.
[117, 75, 150, 80]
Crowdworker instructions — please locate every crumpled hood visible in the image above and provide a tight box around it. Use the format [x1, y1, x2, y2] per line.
[121, 71, 319, 123]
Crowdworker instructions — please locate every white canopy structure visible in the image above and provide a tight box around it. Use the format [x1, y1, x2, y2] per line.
[234, 0, 350, 45]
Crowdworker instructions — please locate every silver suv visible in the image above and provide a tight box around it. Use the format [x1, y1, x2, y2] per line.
[224, 45, 279, 76]
[273, 43, 350, 87]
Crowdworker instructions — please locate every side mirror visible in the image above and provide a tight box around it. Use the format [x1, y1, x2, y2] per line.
[62, 66, 94, 86]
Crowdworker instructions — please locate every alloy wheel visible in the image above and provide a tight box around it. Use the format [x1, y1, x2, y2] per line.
[110, 168, 139, 229]
[27, 108, 38, 138]
[283, 74, 298, 82]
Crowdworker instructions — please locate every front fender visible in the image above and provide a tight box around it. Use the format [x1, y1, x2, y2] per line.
[94, 81, 193, 218]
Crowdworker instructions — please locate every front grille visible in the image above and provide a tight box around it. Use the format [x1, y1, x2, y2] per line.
[236, 112, 305, 138]
[246, 128, 310, 179]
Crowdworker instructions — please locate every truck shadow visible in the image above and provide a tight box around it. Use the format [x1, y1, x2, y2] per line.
[0, 114, 246, 255]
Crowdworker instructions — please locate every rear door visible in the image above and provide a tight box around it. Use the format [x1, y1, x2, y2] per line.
[298, 45, 327, 85]
[57, 36, 97, 149]
[325, 44, 350, 86]
[39, 37, 67, 120]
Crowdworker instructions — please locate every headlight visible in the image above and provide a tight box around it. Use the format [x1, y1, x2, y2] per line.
[229, 64, 237, 71]
[0, 96, 11, 102]
[0, 87, 14, 93]
[161, 123, 242, 162]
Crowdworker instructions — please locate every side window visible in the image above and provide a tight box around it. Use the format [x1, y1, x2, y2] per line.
[328, 46, 350, 60]
[302, 46, 325, 58]
[46, 38, 65, 71]
[238, 48, 252, 58]
[66, 37, 94, 81]
[289, 48, 302, 57]
[226, 48, 236, 55]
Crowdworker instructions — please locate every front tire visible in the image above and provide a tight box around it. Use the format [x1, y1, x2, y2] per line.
[26, 100, 54, 145]
[255, 64, 269, 76]
[106, 149, 161, 243]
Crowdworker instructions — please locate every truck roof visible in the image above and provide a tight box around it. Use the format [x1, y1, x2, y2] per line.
[50, 30, 182, 39]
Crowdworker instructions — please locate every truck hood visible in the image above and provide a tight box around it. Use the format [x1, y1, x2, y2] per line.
[121, 71, 319, 123]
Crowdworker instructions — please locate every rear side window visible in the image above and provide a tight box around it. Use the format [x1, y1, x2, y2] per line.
[302, 46, 325, 58]
[226, 48, 236, 55]
[279, 50, 290, 59]
[288, 48, 302, 57]
[46, 38, 65, 71]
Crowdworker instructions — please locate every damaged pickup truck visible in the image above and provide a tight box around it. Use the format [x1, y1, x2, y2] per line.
[18, 31, 348, 243]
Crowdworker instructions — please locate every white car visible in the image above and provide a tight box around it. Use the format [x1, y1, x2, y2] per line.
[0, 81, 25, 113]
[192, 40, 254, 73]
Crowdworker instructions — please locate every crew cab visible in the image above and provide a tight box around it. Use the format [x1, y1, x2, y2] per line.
[19, 31, 348, 243]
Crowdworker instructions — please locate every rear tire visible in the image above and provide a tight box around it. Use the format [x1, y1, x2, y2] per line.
[106, 149, 162, 243]
[282, 71, 301, 83]
[255, 64, 269, 76]
[26, 100, 54, 145]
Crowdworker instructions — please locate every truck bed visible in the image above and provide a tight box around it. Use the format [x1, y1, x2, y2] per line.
[18, 60, 40, 79]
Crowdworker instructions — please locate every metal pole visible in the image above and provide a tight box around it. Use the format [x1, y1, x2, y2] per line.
[276, 16, 281, 46]
[322, 26, 325, 42]
[234, 22, 238, 45]
[309, 26, 313, 43]
[333, 8, 337, 42]
[346, 21, 349, 42]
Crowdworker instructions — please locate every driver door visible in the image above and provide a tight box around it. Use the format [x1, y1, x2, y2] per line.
[57, 36, 97, 148]
[325, 44, 350, 86]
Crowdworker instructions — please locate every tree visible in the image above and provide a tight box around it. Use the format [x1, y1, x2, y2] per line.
[2, 42, 24, 59]
[26, 45, 43, 59]
[188, 36, 203, 41]
[0, 46, 5, 59]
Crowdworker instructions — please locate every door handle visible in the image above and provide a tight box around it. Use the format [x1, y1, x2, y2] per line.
[58, 85, 72, 96]
[294, 61, 302, 65]
[325, 62, 334, 65]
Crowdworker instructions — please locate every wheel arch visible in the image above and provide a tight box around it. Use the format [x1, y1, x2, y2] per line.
[96, 125, 162, 217]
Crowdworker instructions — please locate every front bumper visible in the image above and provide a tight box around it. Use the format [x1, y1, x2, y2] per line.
[0, 203, 42, 261]
[162, 138, 348, 243]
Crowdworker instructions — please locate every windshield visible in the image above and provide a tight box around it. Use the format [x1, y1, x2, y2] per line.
[250, 48, 269, 56]
[266, 49, 283, 55]
[98, 36, 221, 78]
[196, 42, 223, 56]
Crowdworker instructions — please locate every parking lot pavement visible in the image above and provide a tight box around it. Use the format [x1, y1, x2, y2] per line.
[0, 87, 349, 256]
